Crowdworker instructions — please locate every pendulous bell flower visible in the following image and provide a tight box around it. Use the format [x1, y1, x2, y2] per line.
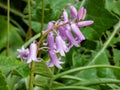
[76, 20, 94, 27]
[68, 4, 77, 19]
[77, 7, 86, 21]
[47, 32, 55, 50]
[17, 42, 40, 63]
[27, 42, 40, 63]
[17, 46, 29, 61]
[55, 35, 68, 56]
[65, 29, 79, 48]
[47, 50, 64, 69]
[63, 9, 69, 22]
[71, 23, 85, 42]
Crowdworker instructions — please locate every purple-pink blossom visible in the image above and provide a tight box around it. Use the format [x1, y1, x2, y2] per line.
[17, 42, 40, 63]
[47, 50, 64, 69]
[55, 35, 68, 56]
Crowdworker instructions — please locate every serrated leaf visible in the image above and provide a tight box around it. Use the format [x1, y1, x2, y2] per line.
[34, 61, 53, 78]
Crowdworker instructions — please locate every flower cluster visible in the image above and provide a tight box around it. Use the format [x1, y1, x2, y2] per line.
[17, 4, 93, 69]
[46, 4, 94, 69]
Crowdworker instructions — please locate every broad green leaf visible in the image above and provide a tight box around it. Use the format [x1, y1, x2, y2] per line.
[81, 27, 99, 40]
[12, 64, 30, 77]
[0, 69, 9, 90]
[0, 56, 27, 75]
[94, 51, 116, 78]
[34, 61, 53, 78]
[105, 0, 120, 16]
[84, 0, 118, 38]
[0, 16, 23, 57]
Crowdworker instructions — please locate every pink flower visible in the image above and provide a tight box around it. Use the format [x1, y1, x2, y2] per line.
[55, 35, 68, 56]
[71, 23, 85, 42]
[47, 50, 64, 69]
[17, 42, 40, 63]
[27, 42, 40, 63]
[63, 9, 69, 22]
[17, 46, 29, 61]
[68, 4, 77, 19]
[77, 20, 94, 27]
[77, 7, 86, 21]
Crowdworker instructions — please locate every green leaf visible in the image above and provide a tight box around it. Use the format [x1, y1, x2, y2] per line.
[34, 75, 49, 88]
[0, 56, 27, 75]
[0, 69, 9, 90]
[94, 51, 116, 78]
[12, 64, 30, 77]
[84, 0, 118, 38]
[113, 49, 120, 66]
[34, 61, 53, 78]
[81, 27, 99, 40]
[105, 0, 120, 16]
[0, 16, 23, 57]
[113, 49, 120, 79]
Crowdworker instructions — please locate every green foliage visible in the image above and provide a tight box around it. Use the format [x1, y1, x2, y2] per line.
[0, 0, 120, 90]
[84, 0, 118, 38]
[0, 16, 23, 57]
[0, 70, 9, 90]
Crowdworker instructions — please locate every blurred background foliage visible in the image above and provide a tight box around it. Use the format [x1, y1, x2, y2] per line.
[0, 0, 120, 90]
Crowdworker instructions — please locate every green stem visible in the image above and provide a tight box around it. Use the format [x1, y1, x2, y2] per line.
[54, 65, 120, 79]
[41, 0, 44, 31]
[61, 75, 85, 81]
[29, 61, 35, 90]
[53, 86, 96, 90]
[88, 21, 120, 65]
[27, 0, 34, 90]
[6, 0, 10, 56]
[26, 0, 32, 41]
[73, 78, 120, 86]
[80, 0, 86, 7]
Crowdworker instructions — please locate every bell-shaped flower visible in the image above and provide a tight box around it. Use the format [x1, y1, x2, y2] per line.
[65, 29, 79, 48]
[71, 23, 85, 42]
[68, 4, 77, 19]
[58, 22, 67, 40]
[27, 42, 40, 63]
[47, 22, 54, 30]
[63, 9, 69, 22]
[44, 22, 54, 33]
[47, 50, 64, 69]
[17, 46, 29, 61]
[77, 7, 86, 21]
[55, 35, 68, 56]
[47, 32, 55, 50]
[76, 20, 94, 27]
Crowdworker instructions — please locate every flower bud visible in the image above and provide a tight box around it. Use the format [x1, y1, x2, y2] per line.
[68, 4, 77, 19]
[77, 20, 94, 27]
